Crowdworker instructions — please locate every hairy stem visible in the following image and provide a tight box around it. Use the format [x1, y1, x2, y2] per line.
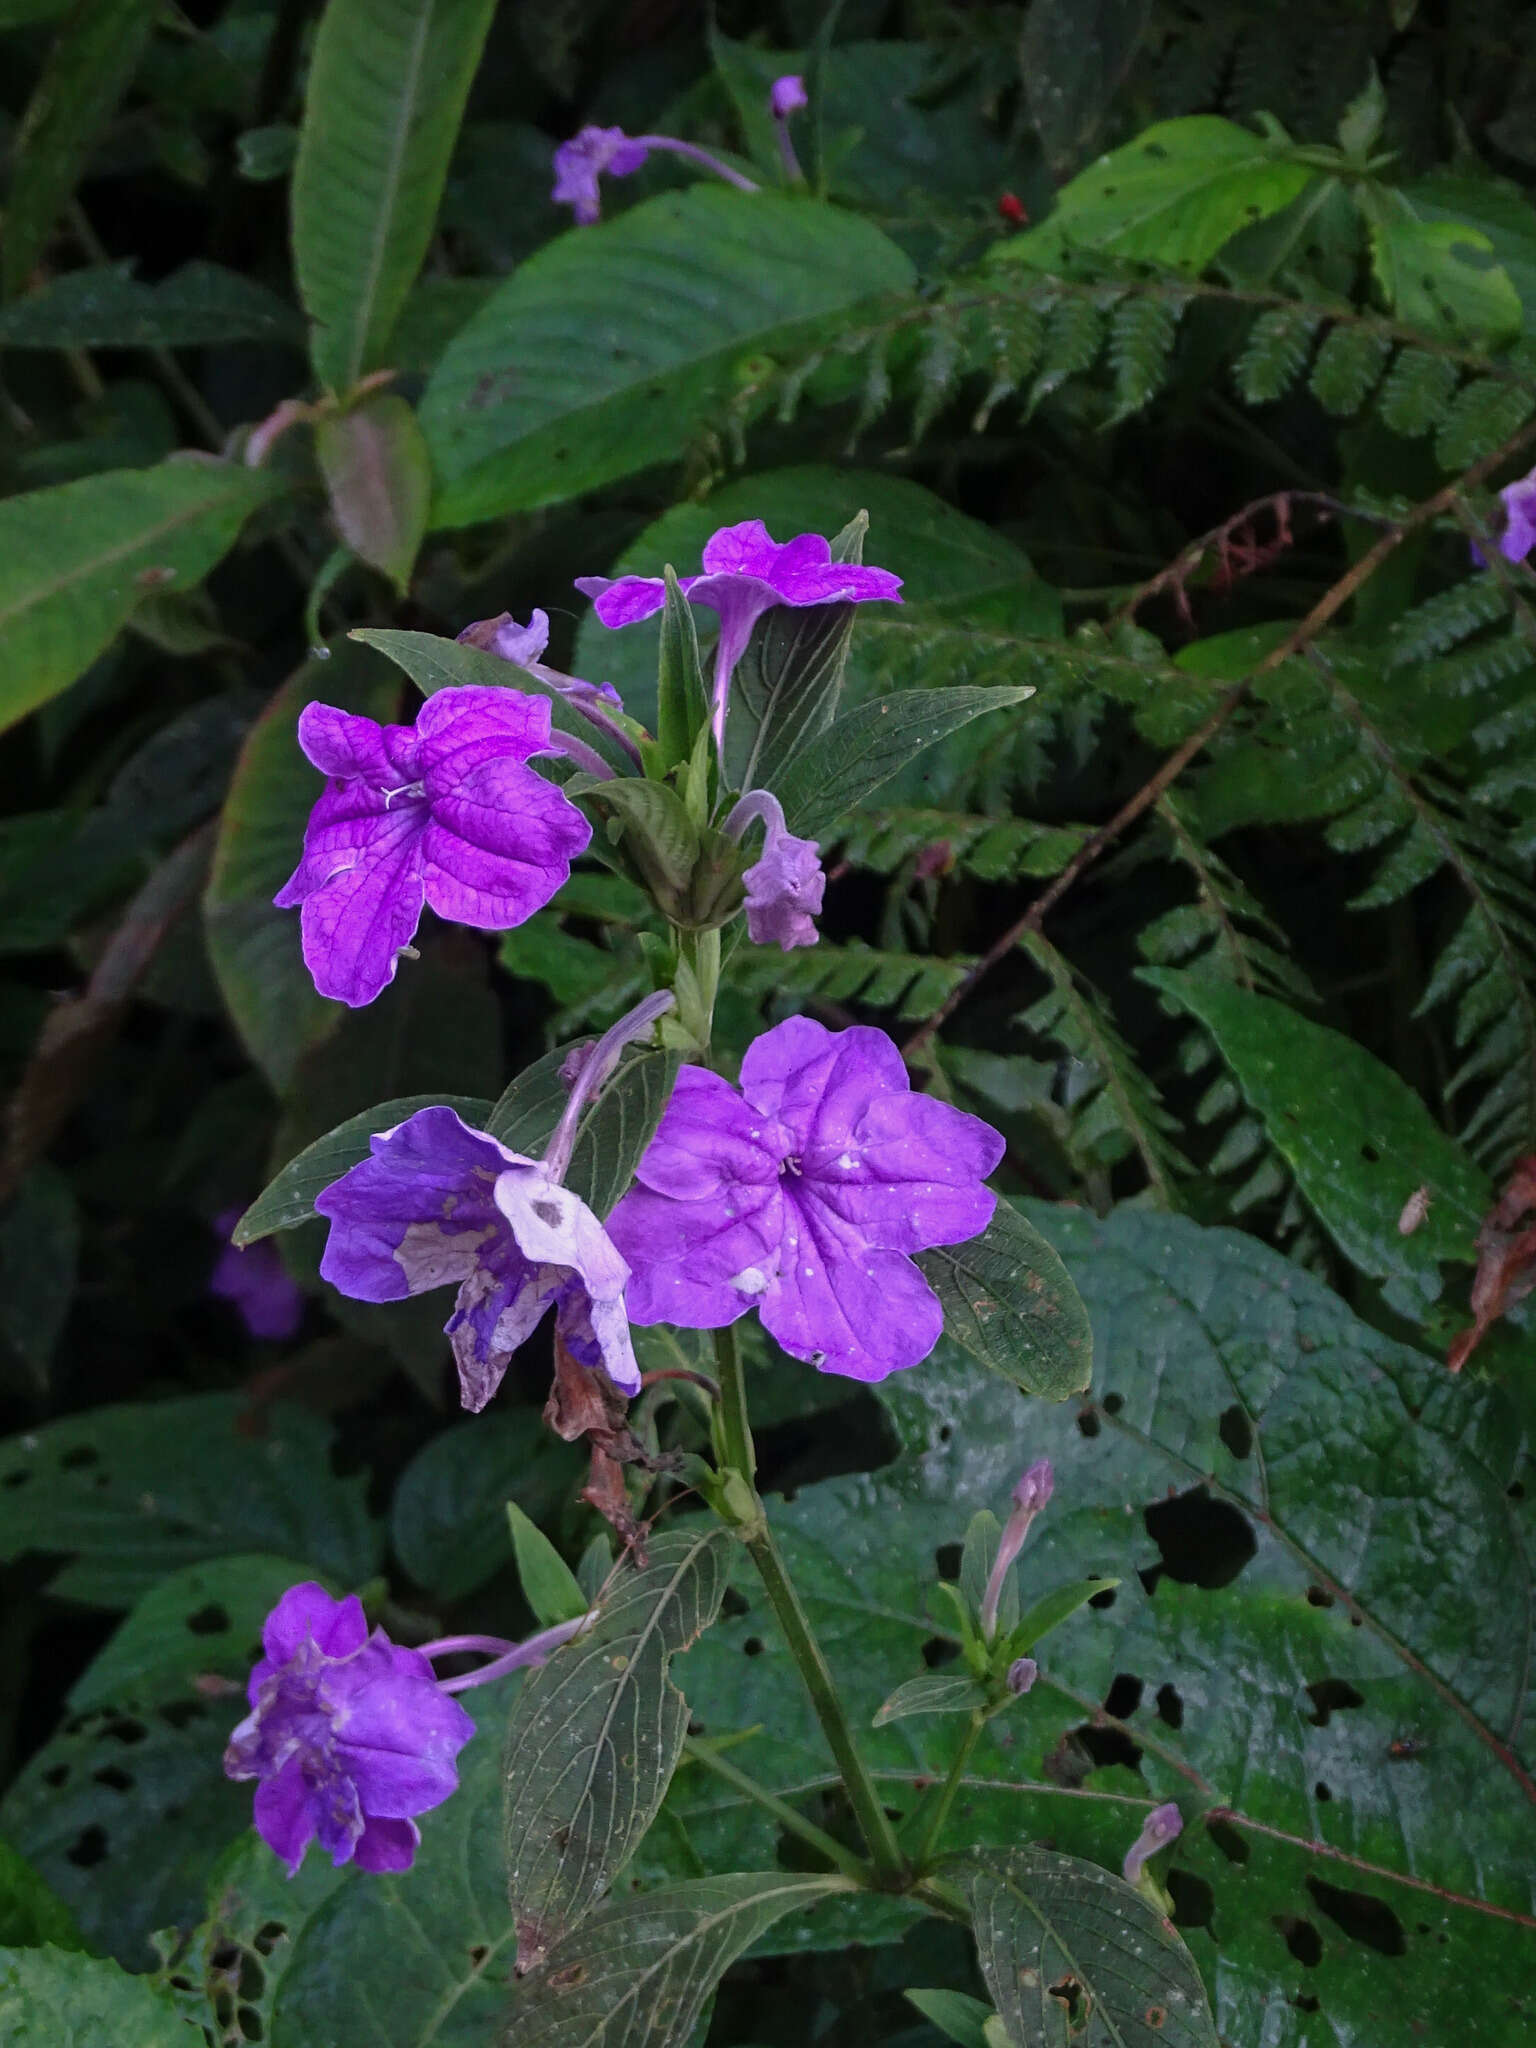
[682, 1737, 869, 1882]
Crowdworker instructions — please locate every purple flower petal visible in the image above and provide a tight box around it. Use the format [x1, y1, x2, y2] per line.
[262, 1584, 368, 1666]
[1499, 471, 1536, 563]
[771, 74, 808, 119]
[763, 1235, 942, 1381]
[352, 1815, 421, 1873]
[253, 1760, 317, 1873]
[553, 126, 651, 223]
[209, 1210, 305, 1341]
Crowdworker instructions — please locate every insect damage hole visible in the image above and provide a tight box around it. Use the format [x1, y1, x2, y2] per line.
[1143, 1485, 1256, 1589]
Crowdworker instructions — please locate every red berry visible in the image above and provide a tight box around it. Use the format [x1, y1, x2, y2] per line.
[996, 191, 1027, 225]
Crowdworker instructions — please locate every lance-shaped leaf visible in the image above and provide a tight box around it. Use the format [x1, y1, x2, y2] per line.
[0, 461, 278, 732]
[873, 1673, 985, 1726]
[292, 0, 497, 392]
[234, 1094, 493, 1243]
[503, 1526, 733, 1970]
[963, 1847, 1218, 2047]
[917, 1201, 1092, 1401]
[500, 1873, 852, 2048]
[774, 687, 1034, 840]
[315, 393, 432, 594]
[655, 567, 709, 776]
[487, 1045, 680, 1219]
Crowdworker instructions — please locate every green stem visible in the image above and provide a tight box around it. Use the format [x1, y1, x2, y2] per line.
[912, 1709, 986, 1870]
[682, 1738, 869, 1882]
[744, 1518, 909, 1886]
[713, 1322, 756, 1484]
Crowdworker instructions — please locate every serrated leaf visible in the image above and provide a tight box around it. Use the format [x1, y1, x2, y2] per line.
[2, 0, 157, 298]
[501, 1873, 850, 2047]
[506, 1502, 587, 1629]
[774, 687, 1034, 840]
[1309, 321, 1392, 415]
[292, 0, 497, 392]
[503, 1527, 733, 1969]
[1142, 970, 1489, 1319]
[0, 1946, 195, 2045]
[918, 1201, 1092, 1402]
[421, 189, 915, 525]
[873, 1673, 985, 1725]
[963, 1846, 1218, 2047]
[235, 1093, 493, 1242]
[315, 394, 431, 594]
[0, 461, 277, 732]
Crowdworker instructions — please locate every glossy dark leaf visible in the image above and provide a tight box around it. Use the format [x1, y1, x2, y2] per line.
[235, 1094, 493, 1243]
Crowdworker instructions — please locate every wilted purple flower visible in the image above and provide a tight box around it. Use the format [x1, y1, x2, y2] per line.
[273, 686, 592, 1009]
[1473, 466, 1536, 567]
[553, 124, 758, 226]
[979, 1458, 1054, 1638]
[726, 790, 824, 950]
[609, 1016, 1003, 1381]
[577, 520, 902, 747]
[1123, 1801, 1183, 1885]
[224, 1584, 474, 1875]
[770, 75, 807, 179]
[1006, 1656, 1038, 1696]
[456, 607, 638, 768]
[210, 1207, 304, 1340]
[313, 992, 673, 1409]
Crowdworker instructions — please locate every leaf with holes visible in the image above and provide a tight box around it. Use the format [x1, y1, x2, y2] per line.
[500, 1873, 853, 2047]
[0, 1394, 382, 1607]
[503, 1527, 733, 1970]
[917, 1200, 1093, 1402]
[648, 1206, 1536, 2039]
[964, 1846, 1217, 2046]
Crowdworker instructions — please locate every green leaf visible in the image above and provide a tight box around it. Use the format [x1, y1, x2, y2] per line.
[992, 115, 1313, 274]
[67, 1554, 317, 1713]
[1, 0, 158, 299]
[1006, 1578, 1120, 1658]
[0, 1839, 85, 1952]
[565, 1046, 681, 1219]
[204, 645, 400, 1094]
[292, 0, 497, 392]
[589, 778, 700, 895]
[917, 1201, 1093, 1402]
[904, 1988, 997, 2048]
[0, 261, 302, 348]
[487, 1045, 573, 1152]
[352, 627, 638, 778]
[774, 687, 1035, 841]
[0, 1164, 77, 1391]
[1360, 186, 1523, 348]
[1142, 970, 1489, 1319]
[1019, 0, 1152, 176]
[505, 1502, 587, 1628]
[501, 1874, 851, 2046]
[0, 461, 277, 732]
[0, 1393, 381, 1607]
[0, 1946, 197, 2044]
[315, 394, 431, 594]
[873, 1673, 985, 1726]
[391, 1413, 582, 1601]
[503, 1526, 733, 1969]
[963, 1846, 1218, 2047]
[235, 1093, 492, 1243]
[421, 189, 915, 525]
[656, 567, 710, 776]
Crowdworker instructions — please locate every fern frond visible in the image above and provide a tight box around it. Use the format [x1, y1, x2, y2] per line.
[733, 940, 972, 1022]
[1028, 293, 1106, 411]
[908, 314, 965, 444]
[1434, 377, 1535, 472]
[1376, 348, 1461, 437]
[1234, 307, 1319, 405]
[1138, 794, 1313, 1001]
[831, 807, 1090, 883]
[1309, 321, 1392, 415]
[1107, 292, 1186, 422]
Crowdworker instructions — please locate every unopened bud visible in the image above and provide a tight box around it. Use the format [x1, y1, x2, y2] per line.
[979, 1457, 1055, 1638]
[1006, 1656, 1038, 1696]
[1122, 1801, 1183, 1884]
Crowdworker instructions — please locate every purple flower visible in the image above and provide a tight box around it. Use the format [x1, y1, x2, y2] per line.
[771, 74, 808, 119]
[273, 685, 592, 1009]
[979, 1457, 1054, 1637]
[314, 1106, 639, 1412]
[1475, 466, 1536, 567]
[210, 1207, 304, 1340]
[224, 1583, 474, 1875]
[1122, 1801, 1183, 1885]
[553, 124, 758, 226]
[726, 790, 824, 950]
[608, 1017, 1003, 1381]
[577, 520, 903, 748]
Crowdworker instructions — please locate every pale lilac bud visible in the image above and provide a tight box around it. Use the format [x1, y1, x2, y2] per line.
[1006, 1656, 1038, 1696]
[979, 1457, 1054, 1638]
[725, 790, 824, 950]
[771, 75, 808, 119]
[1122, 1801, 1183, 1884]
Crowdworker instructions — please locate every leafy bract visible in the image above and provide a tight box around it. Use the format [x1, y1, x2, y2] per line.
[292, 0, 497, 393]
[660, 1207, 1536, 2038]
[420, 190, 915, 525]
[0, 462, 277, 732]
[503, 1527, 733, 1969]
[964, 1847, 1217, 2047]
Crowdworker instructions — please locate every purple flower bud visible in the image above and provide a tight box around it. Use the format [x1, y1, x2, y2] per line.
[725, 790, 824, 950]
[979, 1457, 1054, 1638]
[224, 1584, 474, 1875]
[1006, 1655, 1038, 1696]
[770, 74, 808, 119]
[1122, 1801, 1183, 1885]
[209, 1208, 304, 1341]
